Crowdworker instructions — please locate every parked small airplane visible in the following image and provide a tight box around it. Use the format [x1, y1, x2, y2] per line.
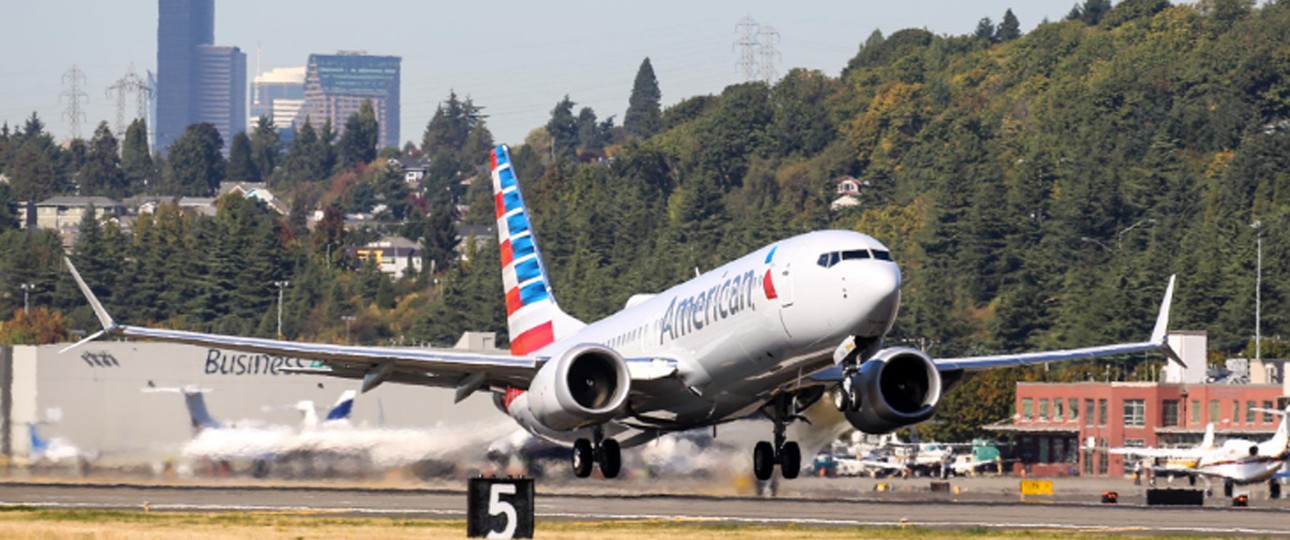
[27, 423, 88, 466]
[65, 144, 1182, 481]
[1112, 408, 1290, 498]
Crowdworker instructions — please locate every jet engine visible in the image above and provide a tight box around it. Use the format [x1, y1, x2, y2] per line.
[524, 344, 631, 431]
[842, 347, 943, 434]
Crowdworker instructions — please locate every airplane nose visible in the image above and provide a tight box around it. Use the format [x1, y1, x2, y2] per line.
[852, 262, 901, 337]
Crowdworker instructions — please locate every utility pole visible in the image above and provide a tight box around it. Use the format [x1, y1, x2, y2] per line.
[758, 24, 781, 83]
[60, 65, 89, 140]
[274, 280, 290, 338]
[108, 64, 151, 137]
[734, 15, 760, 82]
[19, 283, 35, 315]
[1252, 220, 1262, 364]
[342, 316, 356, 344]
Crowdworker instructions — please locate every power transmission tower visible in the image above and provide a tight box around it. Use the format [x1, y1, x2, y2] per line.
[60, 65, 89, 140]
[758, 24, 781, 83]
[734, 15, 761, 82]
[107, 63, 150, 137]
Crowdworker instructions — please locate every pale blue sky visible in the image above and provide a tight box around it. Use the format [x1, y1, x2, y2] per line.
[3, 1, 1117, 146]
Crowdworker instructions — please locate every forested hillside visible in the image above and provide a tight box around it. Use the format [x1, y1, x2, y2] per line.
[3, 0, 1289, 439]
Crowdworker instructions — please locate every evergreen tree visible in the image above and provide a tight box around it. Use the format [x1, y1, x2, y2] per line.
[624, 57, 662, 139]
[249, 116, 280, 185]
[422, 186, 460, 275]
[339, 99, 380, 169]
[462, 121, 495, 168]
[80, 122, 125, 198]
[226, 131, 257, 181]
[974, 17, 996, 40]
[421, 91, 482, 158]
[165, 123, 225, 196]
[319, 119, 338, 175]
[996, 9, 1021, 42]
[282, 118, 327, 184]
[8, 144, 59, 202]
[121, 118, 155, 195]
[547, 96, 579, 159]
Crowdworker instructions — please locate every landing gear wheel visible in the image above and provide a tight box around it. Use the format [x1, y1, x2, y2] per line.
[779, 441, 801, 479]
[1189, 475, 1196, 486]
[753, 441, 775, 481]
[599, 438, 622, 479]
[1271, 480, 1282, 499]
[833, 390, 850, 412]
[572, 438, 594, 478]
[1223, 479, 1234, 498]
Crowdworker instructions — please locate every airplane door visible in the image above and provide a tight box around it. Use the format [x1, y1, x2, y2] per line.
[775, 248, 795, 308]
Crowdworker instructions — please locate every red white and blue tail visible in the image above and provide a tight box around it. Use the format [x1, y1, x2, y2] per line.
[490, 145, 584, 355]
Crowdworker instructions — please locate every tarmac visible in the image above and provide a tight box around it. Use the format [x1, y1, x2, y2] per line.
[1, 473, 1288, 536]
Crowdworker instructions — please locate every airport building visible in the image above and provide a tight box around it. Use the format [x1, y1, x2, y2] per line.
[989, 332, 1290, 476]
[0, 339, 508, 468]
[300, 52, 401, 149]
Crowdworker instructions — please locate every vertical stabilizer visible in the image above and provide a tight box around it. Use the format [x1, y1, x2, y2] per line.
[489, 145, 584, 355]
[28, 424, 48, 455]
[325, 390, 357, 421]
[1200, 423, 1215, 450]
[182, 387, 223, 432]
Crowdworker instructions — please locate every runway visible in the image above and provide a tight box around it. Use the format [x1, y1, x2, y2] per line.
[2, 482, 1290, 536]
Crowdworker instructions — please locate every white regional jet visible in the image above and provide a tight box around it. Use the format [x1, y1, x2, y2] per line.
[1114, 409, 1290, 498]
[65, 144, 1182, 481]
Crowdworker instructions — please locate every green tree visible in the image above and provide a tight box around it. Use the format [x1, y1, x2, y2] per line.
[165, 123, 225, 196]
[996, 9, 1021, 42]
[974, 17, 996, 40]
[79, 122, 125, 198]
[421, 186, 460, 276]
[226, 131, 257, 181]
[421, 91, 482, 158]
[121, 118, 155, 195]
[546, 96, 579, 160]
[8, 143, 58, 201]
[339, 99, 380, 169]
[282, 118, 327, 185]
[624, 57, 662, 139]
[249, 116, 280, 184]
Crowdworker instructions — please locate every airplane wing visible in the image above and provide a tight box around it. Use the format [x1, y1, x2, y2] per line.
[63, 257, 542, 394]
[1109, 447, 1207, 459]
[934, 275, 1179, 371]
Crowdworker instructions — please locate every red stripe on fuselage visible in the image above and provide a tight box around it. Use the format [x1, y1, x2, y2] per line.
[490, 149, 498, 171]
[505, 287, 522, 316]
[763, 269, 778, 299]
[511, 321, 554, 355]
[500, 239, 514, 267]
[494, 192, 506, 219]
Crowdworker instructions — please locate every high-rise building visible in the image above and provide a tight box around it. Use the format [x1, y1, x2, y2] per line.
[250, 67, 306, 134]
[196, 45, 247, 153]
[155, 0, 214, 153]
[301, 52, 401, 149]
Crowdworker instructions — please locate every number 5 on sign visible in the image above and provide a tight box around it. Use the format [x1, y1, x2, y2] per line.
[468, 477, 534, 539]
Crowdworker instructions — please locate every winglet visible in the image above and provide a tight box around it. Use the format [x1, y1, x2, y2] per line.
[63, 256, 115, 330]
[1150, 275, 1184, 368]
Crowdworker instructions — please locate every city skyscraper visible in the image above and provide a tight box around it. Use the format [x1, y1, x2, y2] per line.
[196, 45, 247, 151]
[301, 52, 401, 149]
[155, 0, 213, 154]
[155, 0, 245, 155]
[250, 66, 306, 136]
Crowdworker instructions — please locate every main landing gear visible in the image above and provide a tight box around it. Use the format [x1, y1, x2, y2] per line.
[753, 394, 803, 481]
[571, 428, 621, 479]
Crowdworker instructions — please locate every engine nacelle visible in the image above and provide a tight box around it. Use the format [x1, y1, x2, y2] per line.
[843, 347, 943, 434]
[525, 344, 631, 431]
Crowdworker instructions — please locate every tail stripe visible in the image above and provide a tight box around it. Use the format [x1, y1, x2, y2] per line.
[511, 321, 555, 356]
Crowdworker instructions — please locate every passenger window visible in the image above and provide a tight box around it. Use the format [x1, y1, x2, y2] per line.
[841, 250, 871, 260]
[872, 250, 892, 261]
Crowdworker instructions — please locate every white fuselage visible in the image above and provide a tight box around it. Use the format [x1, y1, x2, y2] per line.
[513, 230, 902, 444]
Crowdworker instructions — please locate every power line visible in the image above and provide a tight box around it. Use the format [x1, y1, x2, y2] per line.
[758, 24, 781, 84]
[60, 65, 88, 140]
[734, 15, 760, 83]
[106, 63, 150, 137]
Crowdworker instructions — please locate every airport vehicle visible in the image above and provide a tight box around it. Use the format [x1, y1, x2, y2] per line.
[65, 144, 1181, 481]
[1113, 409, 1290, 498]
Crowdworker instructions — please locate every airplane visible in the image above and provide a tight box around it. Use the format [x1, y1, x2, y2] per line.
[63, 143, 1182, 481]
[27, 423, 90, 466]
[1112, 408, 1290, 498]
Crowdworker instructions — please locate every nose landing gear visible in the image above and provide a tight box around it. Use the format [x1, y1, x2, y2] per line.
[571, 427, 621, 479]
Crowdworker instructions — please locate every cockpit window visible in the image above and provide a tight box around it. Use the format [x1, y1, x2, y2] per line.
[817, 249, 890, 268]
[841, 250, 871, 261]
